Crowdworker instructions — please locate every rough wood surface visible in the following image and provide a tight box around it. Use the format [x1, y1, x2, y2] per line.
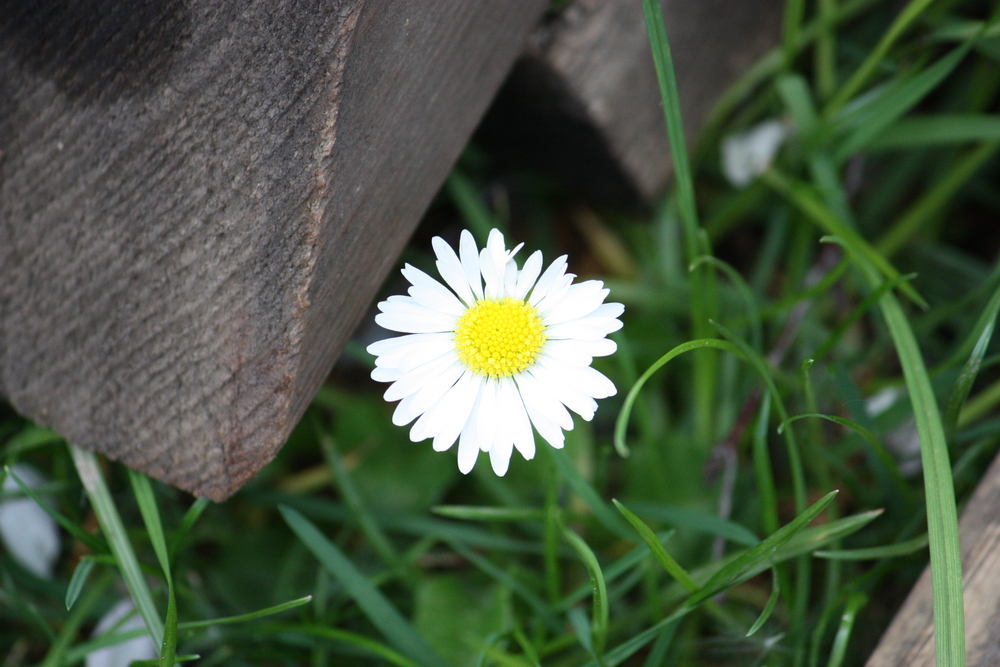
[866, 449, 1000, 665]
[476, 0, 783, 206]
[0, 0, 547, 500]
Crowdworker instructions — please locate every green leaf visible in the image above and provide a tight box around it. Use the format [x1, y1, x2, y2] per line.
[431, 505, 545, 522]
[279, 505, 446, 667]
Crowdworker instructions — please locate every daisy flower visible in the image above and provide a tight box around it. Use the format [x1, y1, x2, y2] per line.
[367, 229, 623, 475]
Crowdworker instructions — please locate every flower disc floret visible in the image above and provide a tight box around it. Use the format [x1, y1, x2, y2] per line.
[454, 297, 546, 378]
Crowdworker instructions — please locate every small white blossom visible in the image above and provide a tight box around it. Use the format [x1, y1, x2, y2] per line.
[86, 599, 158, 667]
[721, 119, 787, 188]
[368, 229, 623, 475]
[0, 464, 60, 578]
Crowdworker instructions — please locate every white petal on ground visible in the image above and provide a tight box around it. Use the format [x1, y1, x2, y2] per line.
[433, 235, 476, 306]
[0, 465, 60, 579]
[721, 119, 787, 188]
[86, 600, 157, 667]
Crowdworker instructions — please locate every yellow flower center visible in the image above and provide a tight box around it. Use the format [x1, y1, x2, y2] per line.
[454, 298, 546, 378]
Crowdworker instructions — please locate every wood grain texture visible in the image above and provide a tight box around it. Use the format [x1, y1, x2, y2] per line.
[477, 0, 783, 206]
[0, 0, 547, 500]
[866, 450, 1000, 665]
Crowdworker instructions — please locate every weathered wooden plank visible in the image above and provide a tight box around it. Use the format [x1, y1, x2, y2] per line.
[476, 0, 783, 206]
[0, 0, 547, 500]
[866, 449, 1000, 666]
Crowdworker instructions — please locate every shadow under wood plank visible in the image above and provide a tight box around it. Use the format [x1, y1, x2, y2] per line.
[866, 449, 1000, 665]
[0, 0, 547, 500]
[476, 0, 783, 208]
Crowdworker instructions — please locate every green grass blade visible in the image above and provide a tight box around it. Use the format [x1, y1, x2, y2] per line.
[826, 592, 868, 667]
[168, 497, 210, 565]
[5, 465, 106, 553]
[824, 0, 939, 115]
[746, 568, 780, 636]
[562, 527, 609, 657]
[763, 169, 927, 308]
[547, 447, 631, 539]
[431, 505, 544, 522]
[866, 114, 1000, 149]
[65, 555, 98, 610]
[70, 445, 164, 648]
[752, 393, 780, 537]
[689, 490, 838, 606]
[622, 502, 759, 547]
[944, 318, 997, 441]
[177, 596, 312, 630]
[613, 500, 698, 592]
[690, 255, 764, 351]
[2, 426, 64, 456]
[834, 43, 973, 160]
[875, 290, 964, 665]
[279, 505, 446, 667]
[815, 534, 928, 560]
[445, 170, 500, 244]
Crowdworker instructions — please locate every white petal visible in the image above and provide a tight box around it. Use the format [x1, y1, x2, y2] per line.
[531, 361, 598, 420]
[489, 439, 513, 476]
[401, 264, 467, 315]
[536, 358, 617, 399]
[487, 228, 508, 267]
[384, 354, 459, 402]
[480, 246, 504, 299]
[545, 317, 622, 341]
[476, 380, 499, 452]
[583, 302, 625, 320]
[429, 373, 482, 452]
[533, 273, 575, 315]
[375, 308, 456, 334]
[459, 230, 485, 301]
[516, 371, 574, 431]
[373, 334, 456, 373]
[372, 365, 402, 383]
[516, 385, 567, 450]
[541, 280, 609, 323]
[543, 338, 618, 366]
[407, 285, 466, 316]
[433, 235, 476, 306]
[87, 600, 157, 667]
[528, 255, 568, 306]
[0, 465, 60, 579]
[503, 258, 518, 296]
[514, 250, 543, 299]
[500, 379, 535, 461]
[457, 411, 480, 474]
[392, 392, 422, 426]
[406, 364, 468, 440]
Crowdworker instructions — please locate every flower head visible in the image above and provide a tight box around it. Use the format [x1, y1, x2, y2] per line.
[368, 229, 623, 475]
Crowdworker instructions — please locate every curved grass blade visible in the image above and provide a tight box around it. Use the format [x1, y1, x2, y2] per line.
[279, 505, 446, 667]
[168, 497, 210, 564]
[547, 447, 631, 539]
[622, 501, 759, 547]
[2, 426, 64, 457]
[177, 596, 311, 630]
[778, 413, 914, 506]
[563, 527, 609, 657]
[815, 534, 928, 560]
[690, 255, 764, 351]
[70, 446, 164, 648]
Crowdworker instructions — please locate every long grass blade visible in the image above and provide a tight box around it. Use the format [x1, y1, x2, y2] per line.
[70, 445, 164, 648]
[563, 527, 609, 657]
[279, 505, 446, 667]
